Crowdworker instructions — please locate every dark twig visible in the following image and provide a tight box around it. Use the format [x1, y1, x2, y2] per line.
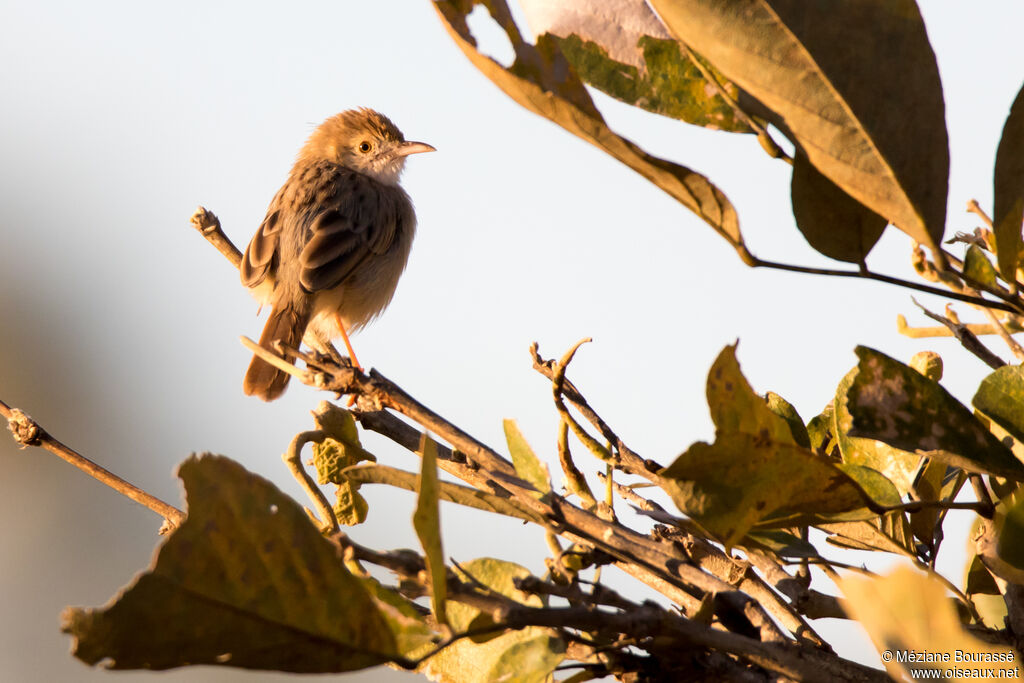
[336, 534, 886, 682]
[912, 299, 1006, 369]
[747, 256, 1022, 314]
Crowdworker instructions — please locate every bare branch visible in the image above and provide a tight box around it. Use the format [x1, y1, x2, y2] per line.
[1, 399, 184, 529]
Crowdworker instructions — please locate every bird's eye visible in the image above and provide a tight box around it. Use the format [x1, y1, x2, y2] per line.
[358, 141, 371, 153]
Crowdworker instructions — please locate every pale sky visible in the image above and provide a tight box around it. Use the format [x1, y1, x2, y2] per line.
[1, 1, 1022, 681]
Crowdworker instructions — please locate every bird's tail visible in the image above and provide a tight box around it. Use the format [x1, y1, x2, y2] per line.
[243, 304, 307, 401]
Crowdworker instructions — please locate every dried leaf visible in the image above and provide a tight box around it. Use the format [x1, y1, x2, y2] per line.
[994, 80, 1024, 284]
[61, 454, 433, 672]
[839, 567, 1020, 679]
[791, 150, 887, 264]
[650, 0, 949, 262]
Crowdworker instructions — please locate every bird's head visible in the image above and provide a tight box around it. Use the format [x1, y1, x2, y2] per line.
[303, 108, 435, 185]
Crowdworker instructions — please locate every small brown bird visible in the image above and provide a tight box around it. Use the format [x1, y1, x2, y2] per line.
[240, 108, 434, 401]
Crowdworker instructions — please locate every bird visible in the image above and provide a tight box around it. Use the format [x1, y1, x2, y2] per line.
[240, 108, 434, 401]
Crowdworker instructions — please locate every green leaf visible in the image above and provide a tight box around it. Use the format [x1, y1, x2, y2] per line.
[333, 475, 370, 526]
[820, 519, 915, 557]
[343, 464, 544, 524]
[311, 403, 375, 526]
[764, 391, 811, 449]
[313, 438, 371, 525]
[413, 435, 447, 626]
[974, 364, 1024, 445]
[994, 80, 1024, 284]
[485, 634, 567, 683]
[845, 347, 1024, 480]
[741, 530, 820, 559]
[649, 0, 949, 262]
[806, 404, 836, 455]
[434, 2, 743, 250]
[791, 150, 887, 263]
[420, 558, 564, 683]
[503, 419, 551, 496]
[964, 244, 999, 290]
[835, 463, 903, 508]
[997, 491, 1024, 573]
[554, 33, 751, 132]
[61, 454, 433, 672]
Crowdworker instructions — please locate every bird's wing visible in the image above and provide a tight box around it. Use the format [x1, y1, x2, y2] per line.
[240, 188, 285, 288]
[298, 168, 401, 292]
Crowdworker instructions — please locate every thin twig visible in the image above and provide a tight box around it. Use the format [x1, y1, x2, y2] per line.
[190, 206, 242, 268]
[967, 199, 995, 231]
[282, 430, 339, 533]
[896, 314, 1002, 339]
[1, 399, 185, 529]
[912, 299, 1006, 369]
[748, 256, 1023, 314]
[349, 397, 789, 642]
[975, 301, 1024, 362]
[530, 343, 662, 480]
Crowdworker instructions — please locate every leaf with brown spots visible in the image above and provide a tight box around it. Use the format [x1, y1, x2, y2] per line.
[846, 347, 1024, 480]
[62, 454, 434, 672]
[660, 345, 872, 546]
[833, 368, 922, 496]
[705, 344, 799, 446]
[661, 433, 871, 547]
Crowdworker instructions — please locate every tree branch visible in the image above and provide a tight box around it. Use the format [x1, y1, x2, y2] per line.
[748, 256, 1023, 315]
[1, 399, 184, 529]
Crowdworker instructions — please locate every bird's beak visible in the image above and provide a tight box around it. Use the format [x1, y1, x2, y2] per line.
[394, 141, 436, 158]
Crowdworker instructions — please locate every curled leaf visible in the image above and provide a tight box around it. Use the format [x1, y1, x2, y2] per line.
[435, 0, 743, 249]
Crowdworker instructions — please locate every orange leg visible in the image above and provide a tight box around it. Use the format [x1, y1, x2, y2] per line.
[334, 314, 363, 372]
